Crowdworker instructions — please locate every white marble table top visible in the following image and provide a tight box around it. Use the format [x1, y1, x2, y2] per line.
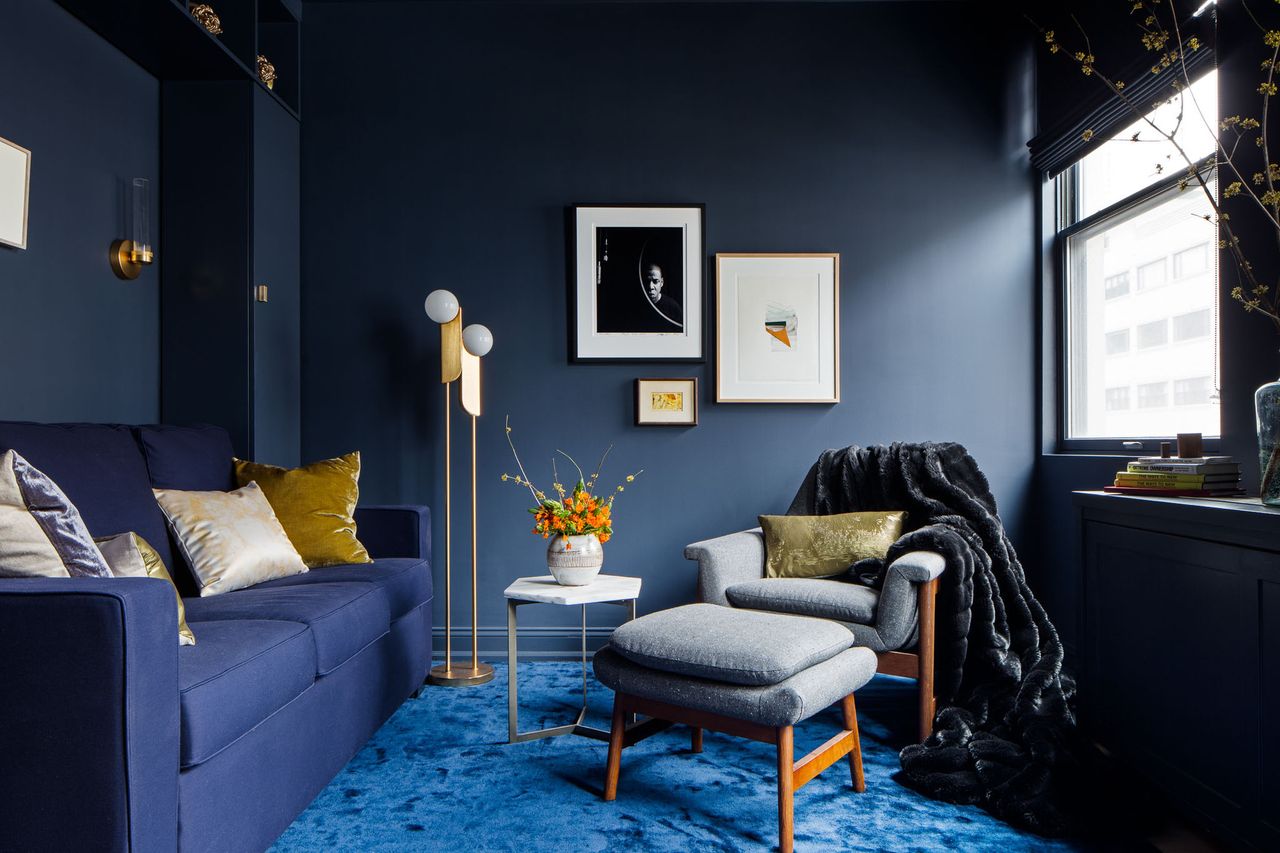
[504, 574, 642, 606]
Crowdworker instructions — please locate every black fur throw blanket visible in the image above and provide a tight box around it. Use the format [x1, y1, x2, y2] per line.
[788, 442, 1078, 835]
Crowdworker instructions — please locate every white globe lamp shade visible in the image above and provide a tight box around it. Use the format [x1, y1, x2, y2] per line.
[424, 289, 460, 324]
[462, 324, 493, 357]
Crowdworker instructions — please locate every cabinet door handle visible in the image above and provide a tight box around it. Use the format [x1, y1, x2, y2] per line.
[256, 284, 268, 303]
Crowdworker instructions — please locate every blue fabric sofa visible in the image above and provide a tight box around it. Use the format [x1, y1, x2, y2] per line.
[0, 422, 433, 853]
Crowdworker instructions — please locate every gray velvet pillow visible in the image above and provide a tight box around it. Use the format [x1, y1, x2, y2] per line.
[608, 603, 854, 686]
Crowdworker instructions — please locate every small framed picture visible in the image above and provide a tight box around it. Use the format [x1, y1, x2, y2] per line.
[0, 135, 32, 250]
[570, 204, 705, 362]
[715, 253, 840, 403]
[635, 377, 698, 427]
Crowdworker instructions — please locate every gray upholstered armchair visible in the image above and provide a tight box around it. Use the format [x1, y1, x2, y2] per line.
[685, 528, 944, 741]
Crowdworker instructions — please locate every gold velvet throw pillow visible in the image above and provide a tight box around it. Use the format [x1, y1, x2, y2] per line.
[234, 452, 372, 568]
[759, 511, 906, 579]
[96, 532, 196, 645]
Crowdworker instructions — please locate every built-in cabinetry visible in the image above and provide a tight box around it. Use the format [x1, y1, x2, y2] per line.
[55, 0, 301, 462]
[1074, 491, 1280, 850]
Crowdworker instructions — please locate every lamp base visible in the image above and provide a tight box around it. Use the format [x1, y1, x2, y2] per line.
[109, 239, 151, 280]
[426, 661, 494, 687]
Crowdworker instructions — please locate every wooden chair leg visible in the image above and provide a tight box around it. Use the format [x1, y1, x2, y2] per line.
[917, 578, 938, 742]
[603, 696, 626, 801]
[841, 694, 866, 793]
[691, 726, 703, 753]
[777, 725, 794, 853]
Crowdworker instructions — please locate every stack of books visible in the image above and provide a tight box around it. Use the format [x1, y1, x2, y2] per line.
[1105, 456, 1245, 497]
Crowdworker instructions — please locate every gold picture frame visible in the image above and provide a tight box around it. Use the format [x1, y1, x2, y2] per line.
[0, 134, 32, 251]
[635, 377, 698, 426]
[715, 253, 840, 403]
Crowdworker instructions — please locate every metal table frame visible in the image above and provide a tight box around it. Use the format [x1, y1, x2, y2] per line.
[506, 596, 636, 744]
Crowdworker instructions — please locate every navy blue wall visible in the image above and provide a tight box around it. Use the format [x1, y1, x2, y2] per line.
[301, 1, 1037, 654]
[0, 0, 160, 422]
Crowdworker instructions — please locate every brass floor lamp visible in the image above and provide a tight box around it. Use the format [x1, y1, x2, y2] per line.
[424, 289, 494, 687]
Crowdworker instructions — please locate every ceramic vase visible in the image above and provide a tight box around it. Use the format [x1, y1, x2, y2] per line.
[1256, 377, 1280, 506]
[546, 534, 603, 586]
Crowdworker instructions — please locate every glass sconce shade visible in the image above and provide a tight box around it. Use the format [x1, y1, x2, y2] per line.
[424, 289, 460, 324]
[131, 178, 152, 263]
[462, 324, 493, 357]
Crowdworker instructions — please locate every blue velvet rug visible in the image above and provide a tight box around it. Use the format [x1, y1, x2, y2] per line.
[271, 662, 1099, 852]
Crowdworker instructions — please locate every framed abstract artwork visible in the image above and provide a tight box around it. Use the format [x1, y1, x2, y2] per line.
[715, 253, 840, 403]
[634, 377, 698, 426]
[570, 204, 705, 362]
[0, 135, 31, 250]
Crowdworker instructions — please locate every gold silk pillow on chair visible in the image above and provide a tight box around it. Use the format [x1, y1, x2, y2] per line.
[234, 452, 372, 568]
[758, 511, 906, 579]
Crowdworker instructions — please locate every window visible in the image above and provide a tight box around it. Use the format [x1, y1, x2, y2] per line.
[1137, 382, 1169, 409]
[1174, 376, 1213, 406]
[1136, 319, 1168, 350]
[1058, 69, 1220, 445]
[1136, 258, 1168, 291]
[1104, 272, 1130, 299]
[1174, 243, 1210, 279]
[1173, 309, 1211, 342]
[1105, 387, 1130, 411]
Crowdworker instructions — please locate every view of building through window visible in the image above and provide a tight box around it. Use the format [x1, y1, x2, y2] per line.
[1061, 71, 1220, 441]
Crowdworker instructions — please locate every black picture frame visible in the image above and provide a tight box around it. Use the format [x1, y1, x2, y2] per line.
[568, 203, 706, 363]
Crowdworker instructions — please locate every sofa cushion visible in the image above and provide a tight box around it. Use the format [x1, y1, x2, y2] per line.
[725, 578, 880, 625]
[248, 557, 431, 620]
[135, 424, 236, 491]
[0, 422, 176, 573]
[609, 603, 854, 687]
[184, 582, 390, 675]
[178, 619, 315, 768]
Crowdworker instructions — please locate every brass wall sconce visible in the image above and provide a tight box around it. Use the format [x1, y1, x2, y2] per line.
[110, 178, 154, 280]
[424, 289, 496, 687]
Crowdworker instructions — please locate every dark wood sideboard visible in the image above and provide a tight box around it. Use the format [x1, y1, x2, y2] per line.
[1073, 491, 1280, 850]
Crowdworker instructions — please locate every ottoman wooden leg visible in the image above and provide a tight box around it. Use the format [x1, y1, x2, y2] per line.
[603, 696, 626, 801]
[841, 694, 866, 793]
[691, 727, 703, 753]
[777, 725, 794, 853]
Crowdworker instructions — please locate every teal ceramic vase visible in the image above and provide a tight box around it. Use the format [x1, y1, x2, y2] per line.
[1256, 377, 1280, 506]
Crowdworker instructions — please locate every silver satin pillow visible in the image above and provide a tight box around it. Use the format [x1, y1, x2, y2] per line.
[0, 449, 112, 579]
[154, 481, 308, 597]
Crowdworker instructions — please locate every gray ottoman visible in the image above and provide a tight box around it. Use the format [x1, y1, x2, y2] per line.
[592, 603, 877, 853]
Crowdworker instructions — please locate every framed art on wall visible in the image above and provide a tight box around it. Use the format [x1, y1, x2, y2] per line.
[715, 253, 840, 403]
[635, 377, 698, 426]
[0, 135, 31, 250]
[570, 204, 705, 362]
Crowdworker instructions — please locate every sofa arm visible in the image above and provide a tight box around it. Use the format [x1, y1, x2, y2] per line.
[875, 550, 946, 650]
[684, 528, 765, 605]
[355, 504, 432, 560]
[0, 577, 179, 853]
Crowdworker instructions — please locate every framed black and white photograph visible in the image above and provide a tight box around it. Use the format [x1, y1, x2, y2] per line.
[635, 377, 698, 426]
[570, 204, 704, 362]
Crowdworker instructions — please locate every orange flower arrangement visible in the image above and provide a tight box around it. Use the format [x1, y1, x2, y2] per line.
[500, 417, 642, 546]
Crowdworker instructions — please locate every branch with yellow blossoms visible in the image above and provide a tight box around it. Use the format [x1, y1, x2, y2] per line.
[1034, 0, 1280, 332]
